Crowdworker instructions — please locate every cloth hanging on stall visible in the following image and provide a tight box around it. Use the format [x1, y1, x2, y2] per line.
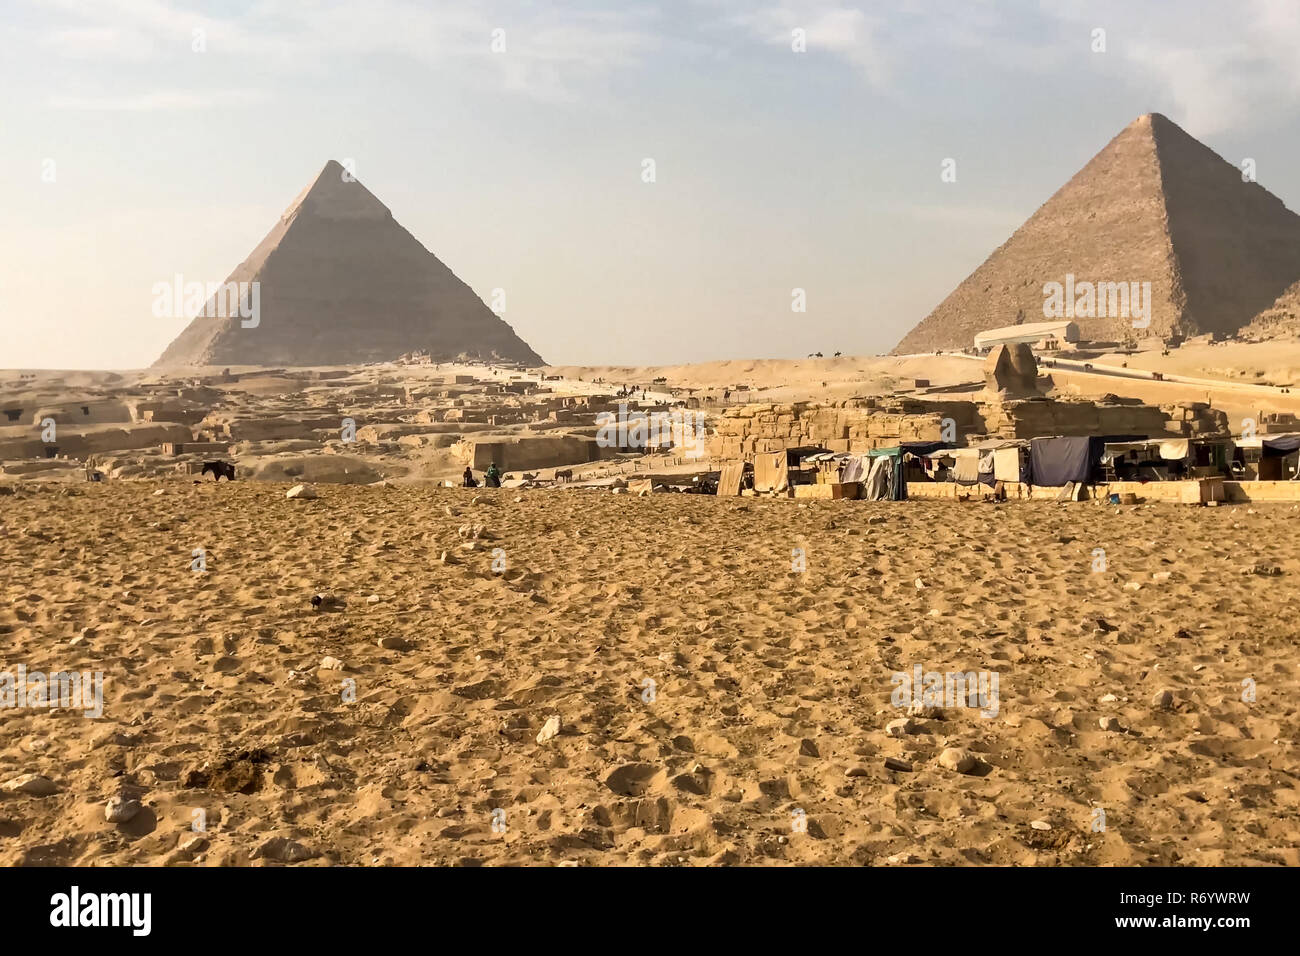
[1030, 437, 1094, 486]
[1158, 439, 1190, 460]
[863, 455, 892, 500]
[993, 445, 1024, 483]
[952, 454, 980, 485]
[753, 451, 789, 492]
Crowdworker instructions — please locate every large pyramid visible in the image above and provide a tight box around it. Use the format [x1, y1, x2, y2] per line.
[894, 113, 1300, 353]
[153, 161, 542, 368]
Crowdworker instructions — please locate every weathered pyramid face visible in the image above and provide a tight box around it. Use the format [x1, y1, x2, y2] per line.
[894, 114, 1300, 353]
[153, 160, 542, 368]
[1242, 279, 1300, 340]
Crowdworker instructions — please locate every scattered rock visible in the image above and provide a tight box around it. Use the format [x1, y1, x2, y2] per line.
[938, 747, 977, 774]
[377, 635, 410, 651]
[182, 749, 270, 793]
[104, 795, 142, 823]
[310, 592, 344, 611]
[256, 836, 319, 863]
[886, 717, 916, 737]
[285, 484, 318, 500]
[1029, 820, 1052, 831]
[319, 656, 345, 670]
[2, 774, 58, 796]
[883, 756, 913, 773]
[906, 701, 942, 719]
[844, 765, 871, 777]
[536, 715, 561, 744]
[1152, 689, 1174, 710]
[176, 835, 208, 855]
[1241, 564, 1282, 576]
[1098, 716, 1124, 732]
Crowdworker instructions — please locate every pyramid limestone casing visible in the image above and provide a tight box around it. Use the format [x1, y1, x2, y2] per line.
[154, 161, 542, 368]
[895, 114, 1300, 353]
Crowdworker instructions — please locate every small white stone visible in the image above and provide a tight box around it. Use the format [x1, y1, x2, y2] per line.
[536, 715, 561, 744]
[105, 795, 142, 823]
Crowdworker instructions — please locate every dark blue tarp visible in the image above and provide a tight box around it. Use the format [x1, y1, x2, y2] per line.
[1030, 437, 1093, 486]
[1263, 435, 1300, 455]
[1030, 435, 1148, 486]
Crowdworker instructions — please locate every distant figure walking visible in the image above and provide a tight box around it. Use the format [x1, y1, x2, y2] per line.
[484, 463, 502, 488]
[462, 467, 478, 488]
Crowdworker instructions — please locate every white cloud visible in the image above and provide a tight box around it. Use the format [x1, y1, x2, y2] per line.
[17, 0, 662, 107]
[1040, 0, 1300, 135]
[719, 2, 891, 87]
[48, 90, 263, 111]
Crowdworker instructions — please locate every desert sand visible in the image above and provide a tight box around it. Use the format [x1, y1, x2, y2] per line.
[2, 480, 1297, 866]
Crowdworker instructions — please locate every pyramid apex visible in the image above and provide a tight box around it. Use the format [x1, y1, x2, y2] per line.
[1128, 112, 1168, 129]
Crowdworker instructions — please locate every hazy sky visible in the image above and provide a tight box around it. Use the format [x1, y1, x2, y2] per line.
[3, 0, 1300, 369]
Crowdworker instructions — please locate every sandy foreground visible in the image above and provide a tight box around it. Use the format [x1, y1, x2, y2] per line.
[1, 481, 1298, 866]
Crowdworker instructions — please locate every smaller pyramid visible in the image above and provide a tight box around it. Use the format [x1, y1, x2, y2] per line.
[1241, 279, 1300, 340]
[894, 114, 1300, 352]
[154, 161, 542, 368]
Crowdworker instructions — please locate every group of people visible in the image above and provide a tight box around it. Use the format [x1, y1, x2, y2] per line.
[462, 463, 501, 488]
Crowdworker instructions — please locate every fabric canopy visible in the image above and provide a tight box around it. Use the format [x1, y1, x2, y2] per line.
[1263, 434, 1300, 455]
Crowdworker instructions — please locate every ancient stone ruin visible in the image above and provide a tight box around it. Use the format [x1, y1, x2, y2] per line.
[983, 343, 1040, 398]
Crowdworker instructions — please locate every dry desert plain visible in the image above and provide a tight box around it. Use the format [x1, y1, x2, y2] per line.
[1, 480, 1299, 866]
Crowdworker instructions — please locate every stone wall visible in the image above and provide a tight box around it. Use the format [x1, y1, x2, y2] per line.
[710, 398, 983, 460]
[711, 395, 1229, 461]
[452, 435, 614, 471]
